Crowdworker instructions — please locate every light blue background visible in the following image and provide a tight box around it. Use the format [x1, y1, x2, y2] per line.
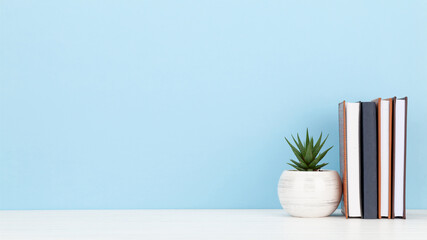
[1, 0, 426, 210]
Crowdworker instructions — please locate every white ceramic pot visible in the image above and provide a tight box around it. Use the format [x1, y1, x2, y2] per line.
[278, 170, 342, 218]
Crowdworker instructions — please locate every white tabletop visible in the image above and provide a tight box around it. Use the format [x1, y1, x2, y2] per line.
[0, 209, 425, 240]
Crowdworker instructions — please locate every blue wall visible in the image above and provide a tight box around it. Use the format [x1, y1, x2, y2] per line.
[1, 0, 426, 209]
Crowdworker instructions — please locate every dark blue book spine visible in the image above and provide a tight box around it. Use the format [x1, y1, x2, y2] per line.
[360, 102, 378, 219]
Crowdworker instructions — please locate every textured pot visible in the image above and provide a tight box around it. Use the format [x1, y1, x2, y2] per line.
[278, 170, 342, 218]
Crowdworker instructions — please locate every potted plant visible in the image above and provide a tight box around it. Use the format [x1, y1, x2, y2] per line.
[278, 129, 342, 217]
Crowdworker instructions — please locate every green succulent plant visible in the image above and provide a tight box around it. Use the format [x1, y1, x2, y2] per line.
[284, 129, 333, 171]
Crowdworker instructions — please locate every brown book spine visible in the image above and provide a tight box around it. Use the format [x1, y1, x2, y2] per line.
[339, 101, 348, 218]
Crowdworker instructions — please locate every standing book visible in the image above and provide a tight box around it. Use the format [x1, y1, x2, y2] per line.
[372, 98, 393, 219]
[392, 97, 408, 219]
[360, 102, 378, 219]
[339, 101, 362, 218]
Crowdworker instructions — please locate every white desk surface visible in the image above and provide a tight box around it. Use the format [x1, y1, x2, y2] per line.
[0, 209, 425, 240]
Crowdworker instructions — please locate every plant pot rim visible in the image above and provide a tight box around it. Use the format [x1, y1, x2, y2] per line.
[284, 169, 336, 173]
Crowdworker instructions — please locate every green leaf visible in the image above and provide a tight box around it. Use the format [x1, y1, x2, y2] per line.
[290, 159, 307, 169]
[285, 137, 305, 163]
[305, 129, 310, 148]
[310, 137, 314, 150]
[304, 139, 313, 163]
[313, 132, 322, 158]
[291, 135, 304, 153]
[287, 163, 305, 171]
[297, 134, 306, 156]
[309, 146, 333, 168]
[313, 134, 329, 159]
[313, 162, 329, 170]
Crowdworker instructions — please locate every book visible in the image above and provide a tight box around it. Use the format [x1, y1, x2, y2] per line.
[339, 101, 362, 218]
[360, 102, 378, 219]
[372, 98, 393, 219]
[392, 97, 407, 219]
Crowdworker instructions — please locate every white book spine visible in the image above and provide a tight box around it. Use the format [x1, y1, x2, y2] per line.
[346, 102, 362, 217]
[380, 100, 390, 217]
[394, 99, 406, 217]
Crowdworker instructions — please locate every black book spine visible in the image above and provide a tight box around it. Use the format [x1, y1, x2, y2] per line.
[360, 102, 378, 219]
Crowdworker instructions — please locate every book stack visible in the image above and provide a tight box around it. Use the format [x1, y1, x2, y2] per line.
[339, 97, 408, 219]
